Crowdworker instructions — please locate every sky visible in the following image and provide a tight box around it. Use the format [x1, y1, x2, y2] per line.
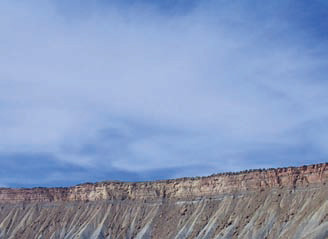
[0, 0, 328, 187]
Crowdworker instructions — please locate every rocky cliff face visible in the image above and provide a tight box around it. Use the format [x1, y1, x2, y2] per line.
[0, 163, 328, 239]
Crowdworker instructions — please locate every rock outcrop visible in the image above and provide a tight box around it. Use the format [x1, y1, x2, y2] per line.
[0, 163, 328, 239]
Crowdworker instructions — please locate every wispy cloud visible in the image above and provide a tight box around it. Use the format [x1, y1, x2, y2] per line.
[0, 0, 328, 186]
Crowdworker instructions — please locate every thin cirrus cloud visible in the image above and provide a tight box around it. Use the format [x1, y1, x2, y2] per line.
[0, 0, 328, 187]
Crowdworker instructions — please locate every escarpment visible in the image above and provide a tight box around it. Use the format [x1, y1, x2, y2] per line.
[0, 163, 328, 239]
[1, 163, 327, 203]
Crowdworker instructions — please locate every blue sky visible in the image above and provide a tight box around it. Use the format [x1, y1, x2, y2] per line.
[1, 0, 328, 187]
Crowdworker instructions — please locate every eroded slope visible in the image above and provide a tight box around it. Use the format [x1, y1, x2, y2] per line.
[0, 163, 328, 239]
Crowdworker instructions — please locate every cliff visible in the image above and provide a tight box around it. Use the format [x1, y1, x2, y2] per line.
[0, 163, 328, 239]
[1, 163, 327, 203]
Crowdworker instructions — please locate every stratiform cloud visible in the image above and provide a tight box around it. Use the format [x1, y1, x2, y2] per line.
[0, 0, 328, 187]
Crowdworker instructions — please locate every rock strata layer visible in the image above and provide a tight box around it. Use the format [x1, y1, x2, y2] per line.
[1, 163, 327, 203]
[0, 163, 328, 239]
